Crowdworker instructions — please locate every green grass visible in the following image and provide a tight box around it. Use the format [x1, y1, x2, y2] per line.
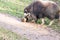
[50, 20, 60, 33]
[0, 27, 28, 40]
[36, 18, 51, 25]
[36, 18, 60, 33]
[0, 0, 32, 18]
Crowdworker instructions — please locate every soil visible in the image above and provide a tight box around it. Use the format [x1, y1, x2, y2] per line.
[0, 13, 60, 40]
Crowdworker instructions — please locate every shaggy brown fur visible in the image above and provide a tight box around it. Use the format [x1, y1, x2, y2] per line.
[24, 0, 60, 25]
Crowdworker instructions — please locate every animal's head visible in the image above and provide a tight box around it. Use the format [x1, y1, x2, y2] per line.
[24, 8, 30, 17]
[23, 7, 36, 22]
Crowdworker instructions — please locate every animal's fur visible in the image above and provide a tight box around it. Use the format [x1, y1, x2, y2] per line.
[24, 0, 60, 25]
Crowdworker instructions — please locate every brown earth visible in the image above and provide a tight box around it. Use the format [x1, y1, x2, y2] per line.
[0, 13, 60, 40]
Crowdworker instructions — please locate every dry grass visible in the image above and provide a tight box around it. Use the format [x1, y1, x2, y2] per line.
[0, 27, 28, 40]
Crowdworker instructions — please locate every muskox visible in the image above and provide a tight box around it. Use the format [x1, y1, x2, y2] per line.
[24, 0, 60, 26]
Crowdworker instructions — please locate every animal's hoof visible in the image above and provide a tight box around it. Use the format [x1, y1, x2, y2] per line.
[41, 23, 44, 25]
[48, 24, 52, 27]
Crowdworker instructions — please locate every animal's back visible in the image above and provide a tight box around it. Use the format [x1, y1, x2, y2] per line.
[44, 2, 59, 19]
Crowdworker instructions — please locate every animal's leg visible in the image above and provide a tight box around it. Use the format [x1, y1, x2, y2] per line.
[31, 20, 35, 23]
[41, 18, 45, 25]
[49, 20, 54, 26]
[21, 17, 27, 22]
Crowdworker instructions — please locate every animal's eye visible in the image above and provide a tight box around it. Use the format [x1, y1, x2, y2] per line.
[24, 9, 28, 13]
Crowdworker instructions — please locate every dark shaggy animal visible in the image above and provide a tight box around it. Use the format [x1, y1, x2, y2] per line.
[24, 0, 60, 26]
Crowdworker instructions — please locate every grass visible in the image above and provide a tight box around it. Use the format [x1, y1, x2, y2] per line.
[36, 18, 60, 33]
[50, 20, 60, 33]
[0, 27, 28, 40]
[0, 0, 32, 18]
[36, 18, 51, 25]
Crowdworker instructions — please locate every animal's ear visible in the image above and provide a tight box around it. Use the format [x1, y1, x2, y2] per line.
[25, 10, 27, 11]
[24, 9, 27, 13]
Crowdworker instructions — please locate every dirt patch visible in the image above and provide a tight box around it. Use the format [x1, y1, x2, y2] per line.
[0, 13, 60, 40]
